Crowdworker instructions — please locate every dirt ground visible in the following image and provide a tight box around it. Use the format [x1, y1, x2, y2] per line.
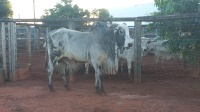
[0, 53, 200, 112]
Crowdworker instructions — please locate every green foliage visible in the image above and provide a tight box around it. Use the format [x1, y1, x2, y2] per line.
[150, 0, 200, 66]
[154, 0, 199, 14]
[91, 8, 111, 18]
[91, 8, 112, 24]
[43, 0, 90, 18]
[42, 0, 112, 29]
[42, 0, 90, 29]
[0, 0, 13, 18]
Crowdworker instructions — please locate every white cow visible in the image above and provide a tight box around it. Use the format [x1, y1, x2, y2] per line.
[117, 37, 149, 79]
[45, 22, 133, 94]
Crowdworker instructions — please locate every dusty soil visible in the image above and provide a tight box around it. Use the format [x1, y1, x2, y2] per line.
[0, 53, 200, 112]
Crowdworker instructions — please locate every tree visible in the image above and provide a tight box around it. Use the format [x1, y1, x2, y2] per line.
[91, 8, 110, 18]
[43, 0, 90, 18]
[42, 0, 90, 29]
[149, 0, 200, 75]
[91, 8, 112, 23]
[0, 0, 13, 18]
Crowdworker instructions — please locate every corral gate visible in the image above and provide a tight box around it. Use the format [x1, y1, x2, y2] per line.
[0, 13, 200, 83]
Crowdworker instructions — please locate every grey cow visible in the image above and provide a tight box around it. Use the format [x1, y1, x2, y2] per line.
[147, 39, 182, 71]
[45, 22, 133, 94]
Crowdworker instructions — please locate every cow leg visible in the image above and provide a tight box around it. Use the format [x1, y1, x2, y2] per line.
[127, 61, 133, 80]
[47, 68, 55, 92]
[93, 64, 105, 95]
[47, 57, 57, 92]
[84, 63, 89, 79]
[57, 61, 70, 90]
[85, 63, 89, 75]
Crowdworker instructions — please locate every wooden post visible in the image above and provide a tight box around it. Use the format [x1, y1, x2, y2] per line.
[68, 19, 75, 82]
[134, 19, 142, 83]
[68, 19, 75, 29]
[26, 26, 31, 63]
[1, 23, 7, 80]
[35, 27, 39, 54]
[8, 22, 17, 81]
[45, 27, 50, 36]
[33, 27, 36, 53]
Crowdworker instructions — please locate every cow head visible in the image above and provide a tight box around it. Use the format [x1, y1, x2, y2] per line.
[118, 24, 133, 48]
[109, 23, 133, 54]
[146, 40, 155, 54]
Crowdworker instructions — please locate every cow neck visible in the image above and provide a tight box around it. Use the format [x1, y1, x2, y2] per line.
[98, 30, 116, 61]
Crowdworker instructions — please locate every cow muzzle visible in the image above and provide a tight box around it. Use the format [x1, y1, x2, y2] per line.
[125, 43, 133, 50]
[128, 43, 133, 48]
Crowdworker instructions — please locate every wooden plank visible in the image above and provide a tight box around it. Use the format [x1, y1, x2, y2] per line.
[36, 28, 39, 54]
[32, 27, 38, 53]
[138, 13, 200, 22]
[14, 23, 17, 63]
[26, 26, 31, 63]
[68, 20, 75, 82]
[68, 19, 75, 29]
[8, 22, 17, 81]
[45, 27, 50, 35]
[0, 13, 200, 23]
[1, 23, 7, 79]
[13, 23, 17, 81]
[8, 23, 11, 80]
[0, 18, 136, 22]
[134, 19, 142, 83]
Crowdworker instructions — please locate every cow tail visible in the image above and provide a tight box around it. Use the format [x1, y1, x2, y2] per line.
[44, 33, 49, 70]
[44, 47, 47, 70]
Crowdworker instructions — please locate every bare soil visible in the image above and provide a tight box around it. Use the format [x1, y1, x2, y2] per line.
[0, 53, 200, 112]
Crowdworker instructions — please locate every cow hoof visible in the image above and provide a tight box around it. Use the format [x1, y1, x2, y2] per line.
[128, 76, 133, 81]
[49, 85, 56, 92]
[96, 90, 107, 96]
[129, 78, 133, 81]
[50, 88, 56, 92]
[83, 75, 89, 79]
[100, 91, 107, 96]
[65, 87, 71, 91]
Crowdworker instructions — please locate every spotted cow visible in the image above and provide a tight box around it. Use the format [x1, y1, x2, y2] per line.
[45, 22, 133, 94]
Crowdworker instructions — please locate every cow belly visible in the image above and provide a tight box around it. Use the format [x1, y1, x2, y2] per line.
[63, 43, 91, 62]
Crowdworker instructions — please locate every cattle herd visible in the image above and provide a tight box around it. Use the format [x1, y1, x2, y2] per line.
[44, 21, 183, 95]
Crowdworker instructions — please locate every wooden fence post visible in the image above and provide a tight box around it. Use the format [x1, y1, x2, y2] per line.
[26, 26, 31, 64]
[45, 27, 50, 36]
[1, 22, 7, 80]
[34, 27, 39, 54]
[8, 22, 17, 81]
[134, 19, 142, 83]
[68, 19, 75, 82]
[68, 19, 75, 30]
